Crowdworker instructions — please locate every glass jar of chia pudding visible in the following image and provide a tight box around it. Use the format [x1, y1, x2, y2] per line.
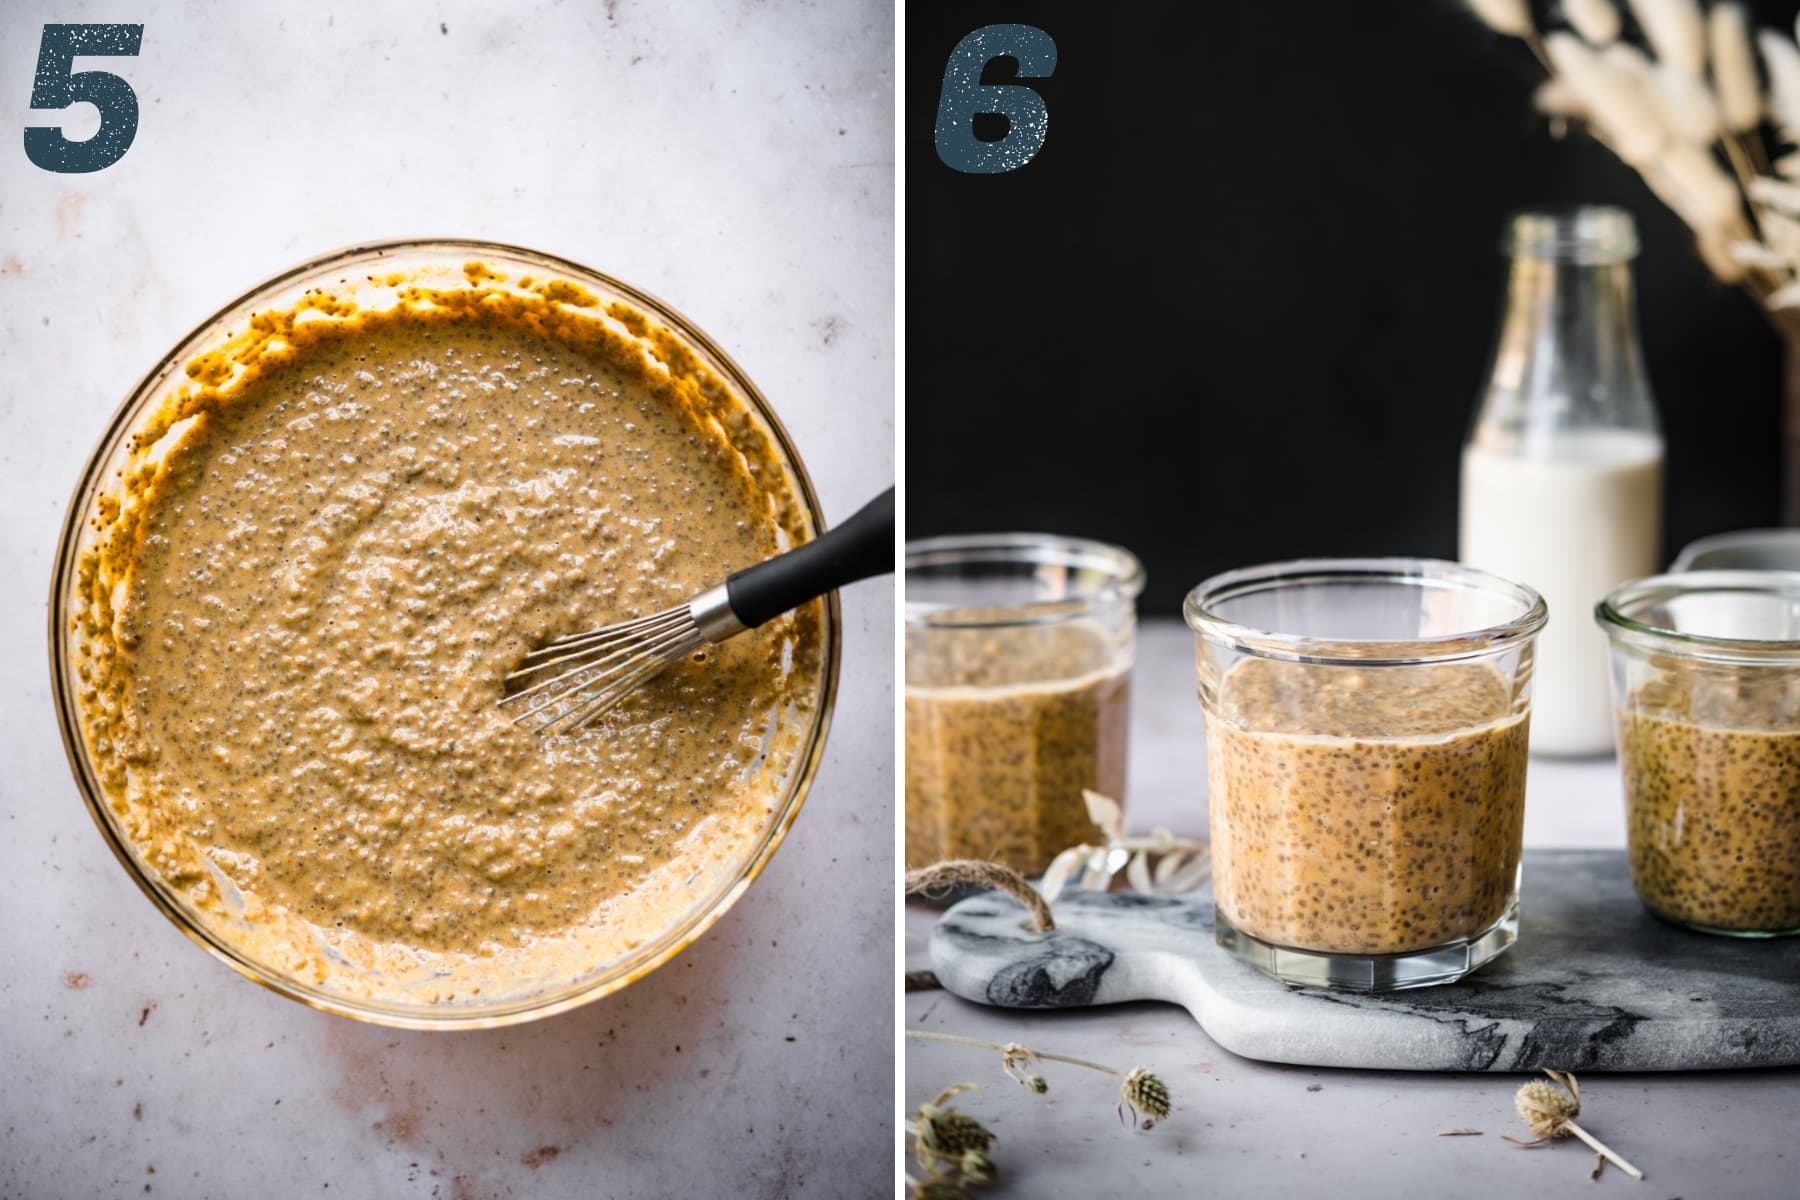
[905, 534, 1143, 877]
[1598, 572, 1800, 937]
[1186, 558, 1547, 990]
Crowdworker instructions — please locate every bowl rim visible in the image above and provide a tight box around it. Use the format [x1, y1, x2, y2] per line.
[46, 236, 842, 1030]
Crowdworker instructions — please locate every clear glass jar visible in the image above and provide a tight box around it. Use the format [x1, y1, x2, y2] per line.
[905, 534, 1143, 876]
[1598, 572, 1800, 937]
[1186, 558, 1546, 990]
[1459, 206, 1664, 758]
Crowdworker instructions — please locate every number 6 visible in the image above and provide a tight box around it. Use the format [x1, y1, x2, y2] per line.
[933, 24, 1057, 175]
[25, 24, 145, 174]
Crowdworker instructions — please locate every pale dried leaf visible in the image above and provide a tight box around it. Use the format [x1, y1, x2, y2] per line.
[1160, 854, 1214, 894]
[1082, 789, 1124, 842]
[1126, 850, 1153, 894]
[1766, 279, 1800, 309]
[1039, 846, 1087, 903]
[1153, 849, 1187, 886]
[1709, 4, 1761, 132]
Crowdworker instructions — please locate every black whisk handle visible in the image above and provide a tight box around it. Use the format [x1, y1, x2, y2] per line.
[724, 485, 894, 629]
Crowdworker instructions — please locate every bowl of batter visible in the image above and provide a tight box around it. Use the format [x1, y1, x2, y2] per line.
[50, 240, 839, 1028]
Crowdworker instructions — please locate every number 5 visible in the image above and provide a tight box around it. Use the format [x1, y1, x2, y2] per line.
[25, 24, 145, 174]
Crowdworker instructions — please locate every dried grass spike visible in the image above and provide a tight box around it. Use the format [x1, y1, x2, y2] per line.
[1466, 0, 1534, 38]
[1698, 231, 1750, 284]
[1751, 175, 1800, 215]
[1760, 32, 1800, 138]
[1549, 34, 1667, 163]
[1564, 0, 1620, 46]
[1655, 62, 1719, 142]
[1662, 142, 1742, 228]
[1766, 279, 1800, 310]
[1727, 239, 1793, 270]
[1533, 77, 1587, 120]
[1710, 4, 1761, 132]
[1628, 0, 1706, 75]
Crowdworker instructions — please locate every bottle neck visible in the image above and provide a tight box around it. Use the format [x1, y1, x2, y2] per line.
[1479, 254, 1659, 452]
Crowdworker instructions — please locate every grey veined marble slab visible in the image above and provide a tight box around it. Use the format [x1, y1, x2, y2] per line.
[929, 849, 1800, 1072]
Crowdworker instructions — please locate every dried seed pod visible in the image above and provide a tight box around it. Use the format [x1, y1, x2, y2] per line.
[1121, 1067, 1172, 1127]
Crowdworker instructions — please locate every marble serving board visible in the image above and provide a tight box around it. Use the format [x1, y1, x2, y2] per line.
[929, 849, 1800, 1072]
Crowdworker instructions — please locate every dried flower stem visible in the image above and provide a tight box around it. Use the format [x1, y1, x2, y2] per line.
[909, 1030, 1125, 1077]
[1507, 1069, 1645, 1181]
[907, 1030, 1172, 1127]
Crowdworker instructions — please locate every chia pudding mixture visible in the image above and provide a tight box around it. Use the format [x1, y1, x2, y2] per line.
[73, 268, 822, 997]
[1617, 664, 1800, 933]
[905, 621, 1129, 875]
[1206, 657, 1528, 955]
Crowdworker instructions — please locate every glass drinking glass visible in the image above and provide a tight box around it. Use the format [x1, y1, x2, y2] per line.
[1598, 571, 1800, 937]
[905, 534, 1144, 877]
[1186, 558, 1546, 990]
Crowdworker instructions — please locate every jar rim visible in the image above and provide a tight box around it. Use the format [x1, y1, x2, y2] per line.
[1596, 570, 1800, 662]
[1184, 557, 1547, 665]
[1503, 204, 1638, 262]
[904, 532, 1145, 629]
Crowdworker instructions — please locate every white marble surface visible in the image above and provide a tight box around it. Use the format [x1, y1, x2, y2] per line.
[0, 3, 893, 1198]
[907, 621, 1800, 1198]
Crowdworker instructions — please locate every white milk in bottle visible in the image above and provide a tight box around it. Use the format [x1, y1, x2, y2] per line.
[1459, 208, 1663, 757]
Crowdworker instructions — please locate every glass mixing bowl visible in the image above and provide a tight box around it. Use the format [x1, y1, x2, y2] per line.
[48, 239, 840, 1029]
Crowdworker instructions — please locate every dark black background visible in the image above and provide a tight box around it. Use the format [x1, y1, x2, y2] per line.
[910, 1, 1792, 613]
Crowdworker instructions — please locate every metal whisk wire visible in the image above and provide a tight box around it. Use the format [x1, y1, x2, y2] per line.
[498, 606, 705, 735]
[495, 487, 892, 736]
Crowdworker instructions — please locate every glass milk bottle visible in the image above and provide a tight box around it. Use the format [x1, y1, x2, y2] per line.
[1459, 207, 1664, 758]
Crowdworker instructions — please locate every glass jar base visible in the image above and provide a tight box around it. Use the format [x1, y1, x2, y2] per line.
[1214, 903, 1519, 991]
[1640, 901, 1800, 939]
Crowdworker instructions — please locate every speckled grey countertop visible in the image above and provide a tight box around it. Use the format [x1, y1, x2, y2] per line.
[907, 621, 1800, 1199]
[0, 3, 893, 1197]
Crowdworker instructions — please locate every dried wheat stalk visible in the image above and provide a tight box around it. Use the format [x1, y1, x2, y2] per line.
[1464, 0, 1800, 312]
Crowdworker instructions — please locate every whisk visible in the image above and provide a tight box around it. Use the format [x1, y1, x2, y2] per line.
[499, 486, 893, 734]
